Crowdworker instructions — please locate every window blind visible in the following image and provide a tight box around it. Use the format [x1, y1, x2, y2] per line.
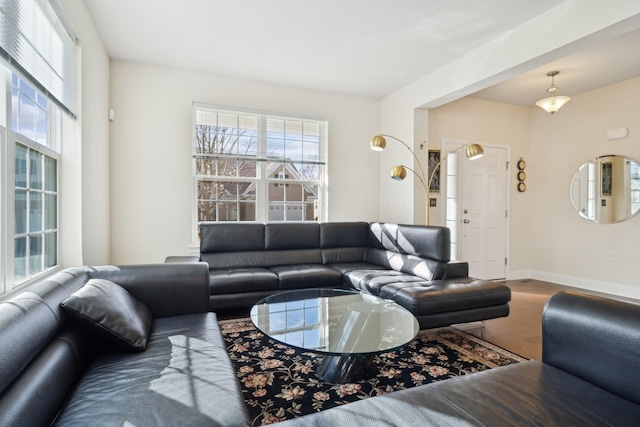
[193, 105, 326, 166]
[0, 0, 78, 116]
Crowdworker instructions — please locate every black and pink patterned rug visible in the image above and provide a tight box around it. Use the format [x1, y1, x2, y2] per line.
[219, 318, 526, 426]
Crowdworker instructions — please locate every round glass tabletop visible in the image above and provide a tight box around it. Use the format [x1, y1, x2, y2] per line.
[250, 288, 419, 356]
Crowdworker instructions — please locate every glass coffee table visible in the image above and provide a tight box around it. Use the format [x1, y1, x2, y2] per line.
[250, 288, 419, 383]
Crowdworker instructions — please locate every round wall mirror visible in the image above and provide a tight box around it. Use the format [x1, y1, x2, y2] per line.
[570, 155, 640, 224]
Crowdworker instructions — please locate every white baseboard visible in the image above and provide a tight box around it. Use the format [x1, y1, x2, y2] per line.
[506, 270, 533, 281]
[508, 269, 640, 301]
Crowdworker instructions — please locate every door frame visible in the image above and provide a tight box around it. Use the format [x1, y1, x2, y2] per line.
[440, 138, 511, 278]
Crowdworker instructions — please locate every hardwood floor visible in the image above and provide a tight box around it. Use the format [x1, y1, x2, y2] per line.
[463, 279, 640, 360]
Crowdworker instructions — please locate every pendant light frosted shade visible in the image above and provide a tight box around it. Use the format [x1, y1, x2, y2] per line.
[535, 71, 570, 114]
[536, 95, 571, 114]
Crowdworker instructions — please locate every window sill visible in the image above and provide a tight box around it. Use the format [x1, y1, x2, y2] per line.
[0, 265, 63, 302]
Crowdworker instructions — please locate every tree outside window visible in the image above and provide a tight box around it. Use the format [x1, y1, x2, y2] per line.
[193, 105, 327, 238]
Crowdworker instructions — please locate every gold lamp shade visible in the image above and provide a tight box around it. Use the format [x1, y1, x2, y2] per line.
[390, 165, 407, 180]
[465, 143, 484, 160]
[368, 132, 485, 225]
[370, 135, 387, 151]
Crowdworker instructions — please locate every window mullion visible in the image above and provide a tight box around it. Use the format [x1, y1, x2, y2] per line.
[256, 116, 268, 223]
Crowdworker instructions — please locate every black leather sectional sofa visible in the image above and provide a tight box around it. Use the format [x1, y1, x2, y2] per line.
[277, 290, 640, 426]
[171, 221, 511, 329]
[0, 263, 252, 426]
[2, 262, 640, 426]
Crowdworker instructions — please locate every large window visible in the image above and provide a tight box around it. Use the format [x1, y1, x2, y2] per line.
[1, 72, 60, 294]
[193, 104, 327, 235]
[0, 0, 74, 296]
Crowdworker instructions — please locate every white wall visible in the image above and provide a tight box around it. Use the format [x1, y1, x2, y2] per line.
[428, 98, 531, 271]
[109, 61, 380, 264]
[377, 98, 417, 224]
[61, 0, 111, 265]
[527, 76, 640, 298]
[379, 1, 640, 225]
[379, 1, 640, 300]
[401, 75, 640, 299]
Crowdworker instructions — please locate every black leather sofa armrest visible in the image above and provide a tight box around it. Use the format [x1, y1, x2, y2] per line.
[441, 261, 469, 279]
[86, 263, 210, 318]
[165, 255, 201, 263]
[542, 290, 640, 406]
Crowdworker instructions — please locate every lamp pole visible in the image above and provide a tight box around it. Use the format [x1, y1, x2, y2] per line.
[376, 134, 431, 224]
[378, 134, 428, 184]
[370, 134, 483, 226]
[424, 144, 480, 225]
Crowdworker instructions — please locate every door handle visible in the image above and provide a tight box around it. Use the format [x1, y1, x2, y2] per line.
[463, 219, 470, 224]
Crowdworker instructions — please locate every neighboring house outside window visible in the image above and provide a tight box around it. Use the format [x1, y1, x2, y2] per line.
[193, 104, 327, 239]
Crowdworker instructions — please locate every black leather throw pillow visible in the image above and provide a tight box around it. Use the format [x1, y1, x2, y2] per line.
[61, 279, 153, 352]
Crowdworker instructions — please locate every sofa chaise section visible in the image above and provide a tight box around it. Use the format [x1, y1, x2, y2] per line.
[378, 277, 511, 328]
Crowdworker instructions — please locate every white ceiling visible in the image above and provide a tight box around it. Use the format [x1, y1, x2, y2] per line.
[83, 0, 640, 105]
[470, 27, 640, 106]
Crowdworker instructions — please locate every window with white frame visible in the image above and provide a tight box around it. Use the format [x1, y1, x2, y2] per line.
[0, 70, 61, 294]
[0, 0, 75, 296]
[445, 153, 458, 260]
[193, 104, 327, 236]
[630, 161, 640, 216]
[8, 73, 61, 288]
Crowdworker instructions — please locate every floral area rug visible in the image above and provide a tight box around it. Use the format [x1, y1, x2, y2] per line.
[220, 318, 527, 426]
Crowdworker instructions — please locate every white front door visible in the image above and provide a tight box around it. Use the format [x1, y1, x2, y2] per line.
[449, 142, 508, 280]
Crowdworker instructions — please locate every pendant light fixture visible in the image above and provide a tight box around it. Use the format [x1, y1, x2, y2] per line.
[535, 71, 570, 114]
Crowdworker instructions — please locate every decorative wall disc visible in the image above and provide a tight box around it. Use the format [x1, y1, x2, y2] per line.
[517, 158, 526, 192]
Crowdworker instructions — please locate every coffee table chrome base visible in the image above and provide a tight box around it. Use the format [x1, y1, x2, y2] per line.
[317, 354, 373, 383]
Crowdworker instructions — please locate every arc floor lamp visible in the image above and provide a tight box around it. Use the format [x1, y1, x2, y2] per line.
[370, 134, 483, 225]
